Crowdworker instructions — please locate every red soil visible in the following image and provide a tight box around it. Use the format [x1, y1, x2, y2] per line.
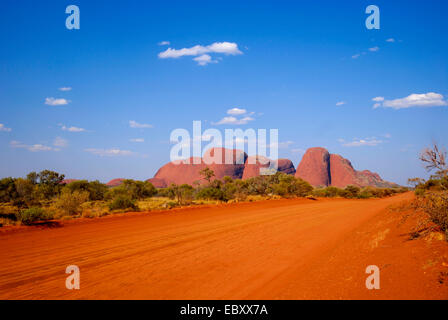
[0, 192, 446, 300]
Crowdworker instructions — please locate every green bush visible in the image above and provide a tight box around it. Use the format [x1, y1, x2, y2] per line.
[416, 191, 448, 233]
[14, 178, 38, 207]
[106, 180, 157, 201]
[196, 187, 225, 201]
[16, 207, 51, 225]
[54, 189, 90, 216]
[66, 180, 109, 201]
[313, 186, 341, 198]
[109, 195, 138, 211]
[0, 177, 18, 203]
[358, 190, 373, 199]
[272, 175, 313, 197]
[344, 185, 361, 198]
[34, 170, 65, 200]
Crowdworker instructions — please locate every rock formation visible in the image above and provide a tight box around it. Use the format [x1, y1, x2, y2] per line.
[148, 146, 396, 189]
[152, 148, 248, 186]
[150, 148, 296, 187]
[106, 178, 125, 187]
[296, 147, 397, 188]
[295, 147, 331, 187]
[242, 156, 296, 179]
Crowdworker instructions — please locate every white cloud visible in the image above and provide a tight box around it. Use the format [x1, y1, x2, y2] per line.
[129, 120, 153, 129]
[85, 148, 135, 157]
[45, 97, 70, 106]
[193, 54, 217, 66]
[373, 92, 448, 109]
[59, 87, 72, 92]
[372, 96, 385, 102]
[53, 137, 68, 148]
[159, 42, 242, 59]
[10, 141, 58, 152]
[339, 137, 384, 147]
[130, 138, 145, 143]
[158, 42, 242, 65]
[213, 116, 254, 125]
[386, 38, 395, 43]
[61, 125, 86, 132]
[227, 108, 247, 115]
[206, 42, 242, 55]
[0, 124, 12, 132]
[29, 144, 56, 152]
[352, 54, 361, 59]
[158, 41, 170, 46]
[369, 46, 380, 52]
[336, 101, 346, 106]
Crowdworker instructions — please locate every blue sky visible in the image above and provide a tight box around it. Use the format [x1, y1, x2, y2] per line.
[0, 0, 447, 185]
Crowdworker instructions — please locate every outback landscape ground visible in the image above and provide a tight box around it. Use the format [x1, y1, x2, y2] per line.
[1, 191, 447, 300]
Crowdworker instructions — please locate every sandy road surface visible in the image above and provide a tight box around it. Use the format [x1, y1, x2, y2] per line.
[0, 192, 447, 299]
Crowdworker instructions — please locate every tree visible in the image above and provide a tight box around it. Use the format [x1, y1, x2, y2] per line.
[36, 170, 65, 200]
[26, 172, 38, 184]
[88, 180, 109, 201]
[38, 170, 65, 185]
[0, 178, 17, 203]
[420, 143, 447, 177]
[168, 184, 194, 205]
[199, 168, 215, 184]
[14, 178, 37, 207]
[196, 187, 225, 201]
[118, 180, 157, 200]
[65, 180, 109, 201]
[407, 177, 425, 188]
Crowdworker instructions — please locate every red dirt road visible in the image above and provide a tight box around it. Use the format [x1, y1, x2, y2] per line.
[0, 193, 447, 300]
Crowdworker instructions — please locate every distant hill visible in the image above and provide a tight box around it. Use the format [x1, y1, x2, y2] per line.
[146, 147, 398, 188]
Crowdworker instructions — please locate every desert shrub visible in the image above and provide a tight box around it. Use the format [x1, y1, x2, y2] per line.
[233, 179, 249, 200]
[245, 176, 271, 196]
[14, 178, 38, 207]
[358, 189, 373, 199]
[16, 207, 52, 225]
[80, 201, 109, 218]
[441, 177, 448, 190]
[344, 185, 361, 198]
[163, 201, 179, 209]
[123, 180, 157, 199]
[109, 195, 138, 211]
[66, 180, 109, 201]
[196, 187, 225, 201]
[54, 189, 90, 216]
[416, 191, 448, 233]
[415, 179, 442, 194]
[0, 177, 18, 203]
[107, 180, 157, 201]
[222, 181, 238, 201]
[165, 184, 195, 205]
[313, 186, 341, 198]
[272, 175, 313, 197]
[87, 180, 109, 200]
[156, 188, 172, 198]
